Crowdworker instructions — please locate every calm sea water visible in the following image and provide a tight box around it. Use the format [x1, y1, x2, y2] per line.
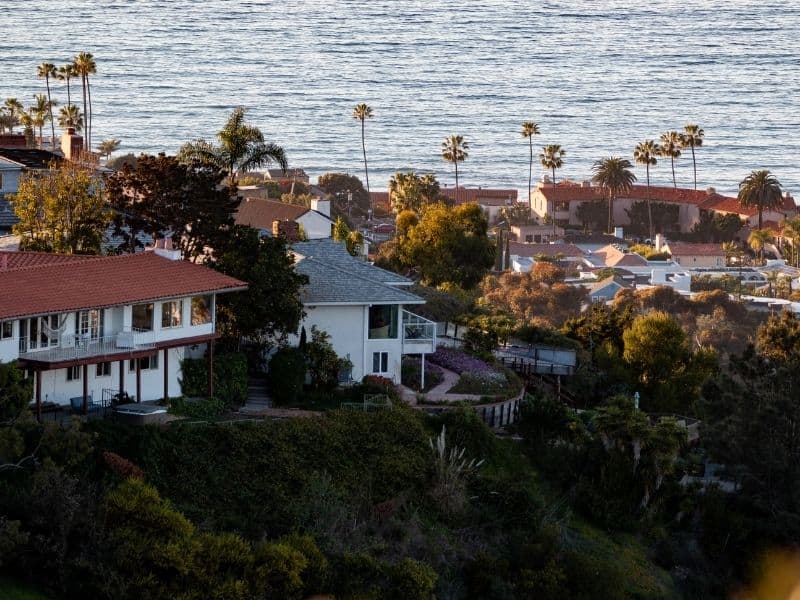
[2, 0, 799, 197]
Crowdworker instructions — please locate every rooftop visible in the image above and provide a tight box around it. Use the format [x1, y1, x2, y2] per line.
[663, 242, 726, 256]
[0, 148, 64, 170]
[235, 198, 310, 229]
[507, 241, 585, 258]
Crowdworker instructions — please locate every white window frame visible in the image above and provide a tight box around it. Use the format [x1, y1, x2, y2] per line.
[96, 362, 112, 377]
[161, 300, 183, 329]
[66, 366, 82, 381]
[129, 354, 159, 372]
[372, 351, 389, 374]
[0, 321, 12, 340]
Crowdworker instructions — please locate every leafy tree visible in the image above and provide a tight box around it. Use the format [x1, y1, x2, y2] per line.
[399, 203, 495, 289]
[317, 172, 370, 216]
[625, 201, 679, 236]
[268, 347, 306, 404]
[388, 171, 443, 214]
[681, 123, 705, 190]
[633, 139, 659, 239]
[212, 225, 307, 347]
[106, 152, 138, 170]
[576, 198, 607, 231]
[591, 156, 636, 233]
[659, 130, 682, 188]
[105, 153, 239, 260]
[521, 121, 540, 204]
[12, 161, 108, 254]
[690, 211, 743, 242]
[304, 326, 352, 390]
[332, 216, 364, 256]
[499, 202, 533, 226]
[178, 107, 287, 186]
[352, 103, 373, 195]
[441, 134, 469, 202]
[738, 169, 784, 230]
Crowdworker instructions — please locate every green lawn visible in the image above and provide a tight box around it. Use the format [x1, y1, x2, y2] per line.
[0, 577, 50, 600]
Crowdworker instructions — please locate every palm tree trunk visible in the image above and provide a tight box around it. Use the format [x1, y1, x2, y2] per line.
[45, 76, 55, 149]
[66, 77, 71, 110]
[454, 161, 459, 204]
[646, 165, 653, 240]
[551, 167, 556, 238]
[608, 192, 614, 233]
[361, 119, 369, 195]
[691, 145, 697, 190]
[86, 76, 92, 151]
[671, 157, 676, 188]
[758, 208, 763, 231]
[528, 139, 532, 207]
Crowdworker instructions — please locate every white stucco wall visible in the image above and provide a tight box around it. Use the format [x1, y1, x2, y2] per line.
[298, 212, 333, 239]
[0, 160, 21, 194]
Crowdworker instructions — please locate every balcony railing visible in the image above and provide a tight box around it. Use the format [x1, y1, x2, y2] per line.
[401, 310, 436, 352]
[18, 330, 156, 363]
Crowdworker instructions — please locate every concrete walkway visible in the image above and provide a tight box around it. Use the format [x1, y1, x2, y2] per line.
[398, 366, 484, 404]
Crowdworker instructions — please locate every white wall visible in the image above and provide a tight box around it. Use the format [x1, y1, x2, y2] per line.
[0, 161, 21, 194]
[298, 212, 333, 239]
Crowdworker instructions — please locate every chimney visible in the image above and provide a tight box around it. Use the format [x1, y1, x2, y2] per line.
[145, 237, 182, 260]
[613, 226, 624, 240]
[272, 220, 301, 243]
[60, 127, 83, 161]
[310, 198, 331, 218]
[655, 233, 664, 252]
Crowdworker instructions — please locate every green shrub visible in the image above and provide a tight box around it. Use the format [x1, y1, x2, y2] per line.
[388, 558, 437, 599]
[269, 347, 306, 405]
[169, 396, 225, 419]
[179, 351, 248, 406]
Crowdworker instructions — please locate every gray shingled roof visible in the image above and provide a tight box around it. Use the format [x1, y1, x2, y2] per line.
[292, 239, 423, 305]
[292, 238, 412, 286]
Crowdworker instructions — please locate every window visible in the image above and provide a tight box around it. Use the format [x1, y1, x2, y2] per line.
[96, 362, 111, 377]
[76, 309, 104, 340]
[0, 321, 12, 340]
[191, 295, 212, 325]
[368, 305, 398, 339]
[525, 234, 533, 243]
[161, 300, 183, 328]
[129, 354, 158, 372]
[372, 351, 389, 374]
[132, 303, 154, 331]
[66, 366, 81, 381]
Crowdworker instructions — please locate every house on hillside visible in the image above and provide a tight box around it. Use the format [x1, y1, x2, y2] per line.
[660, 241, 726, 268]
[511, 223, 564, 243]
[0, 243, 246, 418]
[587, 275, 632, 303]
[236, 197, 333, 240]
[507, 241, 586, 273]
[291, 238, 436, 385]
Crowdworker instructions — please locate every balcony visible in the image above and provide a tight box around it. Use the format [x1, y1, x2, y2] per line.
[18, 330, 156, 364]
[401, 310, 436, 354]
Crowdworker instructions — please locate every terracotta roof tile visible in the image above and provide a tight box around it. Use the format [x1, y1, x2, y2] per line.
[441, 187, 518, 204]
[0, 251, 101, 270]
[0, 251, 247, 320]
[663, 242, 725, 256]
[508, 241, 585, 258]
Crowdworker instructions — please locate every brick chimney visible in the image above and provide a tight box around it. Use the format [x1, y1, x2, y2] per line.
[60, 127, 83, 161]
[272, 220, 301, 243]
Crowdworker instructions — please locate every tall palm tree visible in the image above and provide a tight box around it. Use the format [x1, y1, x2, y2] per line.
[680, 124, 704, 190]
[539, 144, 566, 237]
[633, 140, 660, 240]
[3, 98, 24, 133]
[58, 105, 83, 132]
[32, 94, 51, 146]
[37, 62, 57, 148]
[659, 131, 682, 188]
[74, 52, 97, 150]
[19, 110, 35, 147]
[352, 103, 373, 201]
[748, 228, 774, 265]
[178, 106, 287, 187]
[57, 63, 77, 111]
[781, 216, 800, 267]
[0, 113, 15, 134]
[441, 134, 469, 203]
[521, 121, 540, 205]
[591, 156, 637, 233]
[738, 169, 784, 231]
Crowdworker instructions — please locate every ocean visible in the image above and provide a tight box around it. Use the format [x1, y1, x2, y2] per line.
[2, 0, 799, 197]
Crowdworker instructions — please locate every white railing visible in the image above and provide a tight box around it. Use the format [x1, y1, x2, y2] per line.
[402, 310, 437, 346]
[18, 331, 156, 362]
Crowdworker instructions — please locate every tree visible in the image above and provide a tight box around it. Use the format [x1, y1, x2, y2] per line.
[97, 138, 121, 160]
[105, 153, 239, 260]
[748, 228, 774, 265]
[178, 107, 287, 186]
[36, 62, 57, 148]
[680, 123, 704, 190]
[11, 161, 109, 254]
[576, 198, 607, 232]
[624, 201, 679, 236]
[591, 156, 636, 233]
[499, 202, 533, 226]
[31, 94, 52, 146]
[212, 225, 307, 347]
[58, 104, 82, 132]
[633, 140, 659, 239]
[738, 169, 783, 230]
[317, 173, 370, 216]
[690, 211, 743, 243]
[441, 134, 469, 202]
[332, 216, 364, 256]
[399, 203, 495, 289]
[658, 131, 682, 188]
[781, 216, 800, 267]
[521, 121, 540, 205]
[3, 98, 24, 133]
[56, 63, 77, 112]
[352, 103, 373, 200]
[388, 171, 443, 214]
[73, 52, 96, 150]
[539, 144, 565, 238]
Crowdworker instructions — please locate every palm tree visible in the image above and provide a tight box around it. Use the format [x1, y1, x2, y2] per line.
[633, 140, 660, 240]
[178, 106, 287, 187]
[680, 124, 704, 190]
[3, 98, 24, 133]
[738, 169, 784, 230]
[57, 63, 77, 110]
[441, 134, 469, 203]
[748, 228, 774, 265]
[98, 138, 121, 161]
[32, 94, 51, 146]
[781, 216, 800, 267]
[74, 52, 97, 150]
[539, 144, 566, 238]
[19, 110, 35, 147]
[0, 113, 15, 134]
[659, 131, 682, 188]
[521, 121, 540, 205]
[591, 156, 637, 233]
[37, 62, 57, 148]
[58, 105, 83, 132]
[352, 103, 373, 200]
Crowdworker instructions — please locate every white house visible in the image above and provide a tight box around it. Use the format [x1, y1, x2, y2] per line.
[236, 197, 333, 240]
[0, 244, 246, 418]
[291, 239, 436, 385]
[0, 148, 65, 232]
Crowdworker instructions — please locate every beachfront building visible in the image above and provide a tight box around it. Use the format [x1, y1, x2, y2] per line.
[0, 244, 246, 418]
[291, 238, 436, 384]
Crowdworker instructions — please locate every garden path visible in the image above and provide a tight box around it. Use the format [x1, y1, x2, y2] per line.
[399, 366, 485, 404]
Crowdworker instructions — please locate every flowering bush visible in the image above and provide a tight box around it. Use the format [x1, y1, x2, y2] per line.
[428, 347, 500, 378]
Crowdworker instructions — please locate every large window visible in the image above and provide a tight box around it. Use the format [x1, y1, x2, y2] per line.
[132, 303, 154, 331]
[76, 309, 104, 340]
[368, 305, 398, 339]
[96, 362, 111, 377]
[66, 366, 81, 381]
[20, 315, 60, 350]
[0, 321, 12, 340]
[372, 351, 389, 374]
[129, 354, 159, 372]
[161, 300, 183, 328]
[191, 295, 212, 326]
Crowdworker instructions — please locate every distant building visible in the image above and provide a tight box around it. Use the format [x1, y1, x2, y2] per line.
[661, 241, 726, 268]
[507, 241, 585, 272]
[511, 223, 564, 243]
[235, 197, 333, 240]
[264, 168, 310, 184]
[586, 275, 632, 303]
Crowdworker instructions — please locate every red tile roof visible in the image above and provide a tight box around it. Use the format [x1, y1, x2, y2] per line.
[663, 242, 725, 256]
[441, 187, 518, 204]
[508, 241, 585, 258]
[0, 251, 101, 270]
[0, 251, 247, 320]
[235, 198, 309, 229]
